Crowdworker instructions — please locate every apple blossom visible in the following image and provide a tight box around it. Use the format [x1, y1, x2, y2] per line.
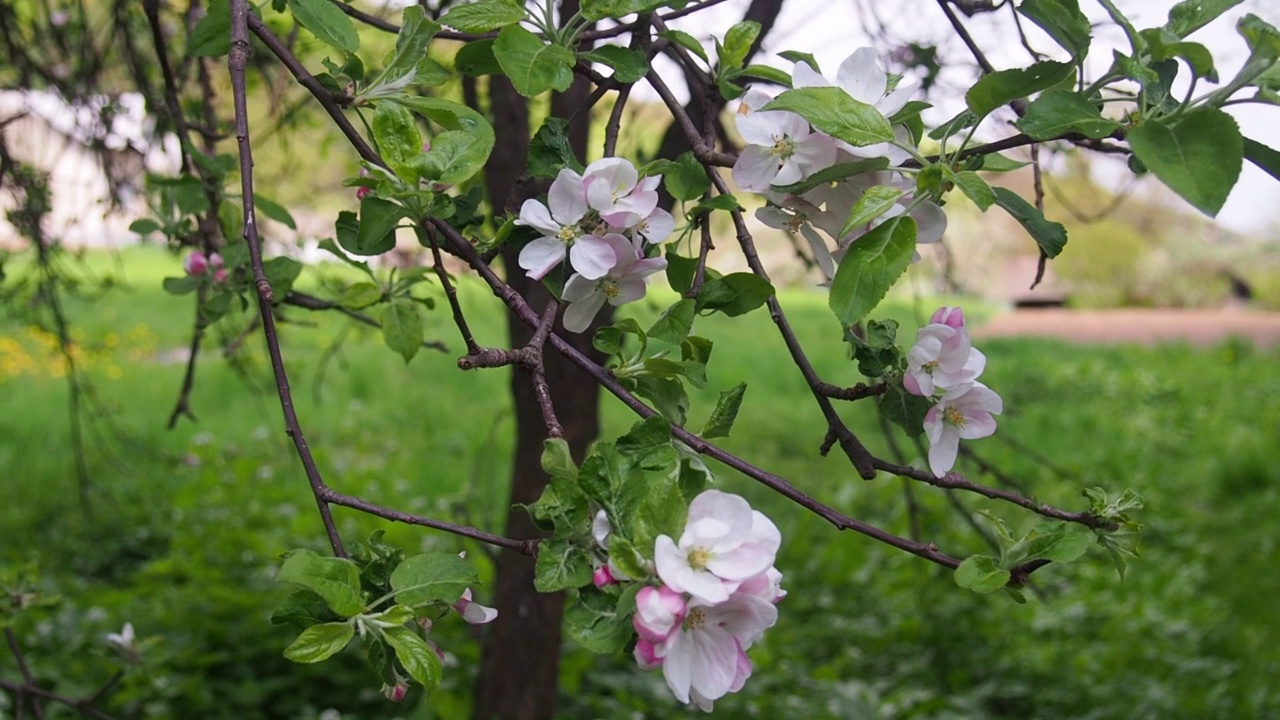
[453, 588, 497, 625]
[931, 306, 966, 328]
[654, 490, 780, 604]
[583, 158, 659, 227]
[633, 584, 686, 644]
[106, 622, 135, 651]
[791, 48, 916, 163]
[382, 680, 408, 702]
[904, 321, 985, 396]
[183, 251, 209, 276]
[732, 109, 836, 192]
[924, 382, 1004, 477]
[560, 234, 666, 333]
[516, 168, 617, 281]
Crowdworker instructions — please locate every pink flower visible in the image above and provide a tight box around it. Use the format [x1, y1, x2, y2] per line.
[652, 591, 777, 711]
[516, 168, 618, 281]
[924, 382, 1003, 477]
[904, 322, 985, 396]
[583, 158, 659, 228]
[931, 306, 965, 328]
[633, 585, 687, 643]
[592, 565, 617, 589]
[654, 490, 780, 605]
[634, 637, 663, 670]
[212, 268, 229, 284]
[183, 251, 209, 276]
[453, 588, 497, 625]
[560, 235, 666, 333]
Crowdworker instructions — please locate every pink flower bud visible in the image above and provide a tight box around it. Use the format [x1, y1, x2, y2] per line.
[209, 252, 224, 269]
[356, 186, 372, 200]
[930, 306, 965, 329]
[632, 585, 686, 644]
[183, 251, 209, 276]
[453, 588, 498, 625]
[592, 565, 617, 589]
[382, 681, 408, 702]
[633, 638, 662, 670]
[213, 268, 229, 284]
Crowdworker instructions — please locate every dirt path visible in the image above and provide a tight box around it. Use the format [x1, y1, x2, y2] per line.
[973, 308, 1280, 347]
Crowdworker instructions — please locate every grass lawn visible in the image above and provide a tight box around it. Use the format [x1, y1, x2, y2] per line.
[1, 246, 1277, 719]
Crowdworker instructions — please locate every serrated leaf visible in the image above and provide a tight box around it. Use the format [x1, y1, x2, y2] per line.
[965, 61, 1075, 117]
[534, 537, 594, 592]
[1140, 29, 1218, 82]
[1015, 90, 1121, 140]
[947, 170, 996, 211]
[338, 197, 405, 256]
[828, 217, 915, 327]
[277, 550, 364, 618]
[1128, 109, 1242, 217]
[381, 300, 423, 363]
[954, 555, 1010, 593]
[658, 29, 708, 63]
[283, 621, 354, 663]
[456, 39, 502, 76]
[663, 151, 710, 202]
[528, 474, 589, 533]
[270, 589, 338, 630]
[837, 185, 904, 238]
[390, 553, 478, 606]
[992, 188, 1067, 257]
[764, 87, 893, 147]
[373, 100, 424, 184]
[188, 0, 230, 57]
[701, 383, 746, 439]
[582, 45, 648, 83]
[565, 586, 638, 654]
[287, 0, 359, 54]
[720, 21, 760, 70]
[383, 626, 443, 691]
[1006, 522, 1094, 565]
[634, 376, 689, 426]
[695, 273, 774, 317]
[528, 117, 584, 179]
[580, 0, 661, 21]
[339, 282, 382, 310]
[648, 298, 696, 345]
[977, 153, 1030, 172]
[493, 25, 575, 97]
[415, 130, 491, 185]
[439, 0, 526, 32]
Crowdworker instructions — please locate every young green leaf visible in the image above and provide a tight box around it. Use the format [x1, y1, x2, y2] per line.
[658, 30, 709, 63]
[878, 383, 931, 436]
[992, 188, 1067, 257]
[954, 555, 1011, 593]
[390, 552, 478, 606]
[254, 194, 297, 229]
[1015, 90, 1121, 140]
[287, 0, 359, 54]
[648, 298, 697, 345]
[188, 0, 230, 57]
[373, 101, 424, 181]
[837, 185, 904, 239]
[695, 273, 775, 317]
[581, 45, 649, 84]
[439, 0, 526, 32]
[719, 21, 760, 70]
[828, 216, 916, 327]
[541, 437, 578, 481]
[1018, 0, 1091, 58]
[270, 589, 339, 631]
[383, 626, 444, 691]
[163, 275, 202, 296]
[528, 117, 585, 178]
[946, 169, 996, 211]
[277, 550, 364, 618]
[380, 300, 423, 363]
[1006, 522, 1095, 565]
[415, 130, 491, 185]
[1127, 109, 1243, 217]
[534, 537, 594, 592]
[580, 0, 661, 21]
[1244, 137, 1280, 181]
[663, 151, 711, 202]
[764, 87, 894, 147]
[493, 25, 575, 96]
[965, 61, 1075, 117]
[456, 39, 502, 76]
[635, 376, 690, 426]
[282, 621, 355, 663]
[701, 383, 746, 439]
[1165, 0, 1243, 38]
[565, 587, 639, 654]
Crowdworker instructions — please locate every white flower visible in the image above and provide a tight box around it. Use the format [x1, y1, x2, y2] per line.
[792, 49, 917, 162]
[923, 382, 1003, 477]
[583, 158, 659, 228]
[655, 591, 777, 711]
[732, 110, 837, 192]
[631, 207, 675, 245]
[516, 168, 617, 281]
[106, 622, 136, 652]
[904, 321, 985, 396]
[453, 588, 498, 625]
[560, 235, 666, 333]
[654, 490, 780, 604]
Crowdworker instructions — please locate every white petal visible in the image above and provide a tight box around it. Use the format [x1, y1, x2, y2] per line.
[518, 238, 566, 280]
[561, 273, 597, 302]
[516, 199, 561, 237]
[639, 208, 676, 244]
[736, 111, 787, 147]
[562, 291, 608, 333]
[790, 62, 830, 89]
[928, 428, 959, 477]
[836, 47, 887, 104]
[911, 201, 948, 244]
[732, 146, 781, 192]
[548, 168, 587, 224]
[569, 235, 619, 280]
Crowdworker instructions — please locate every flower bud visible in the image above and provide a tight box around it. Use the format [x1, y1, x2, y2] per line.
[592, 565, 617, 590]
[183, 251, 208, 276]
[382, 681, 408, 702]
[930, 306, 965, 329]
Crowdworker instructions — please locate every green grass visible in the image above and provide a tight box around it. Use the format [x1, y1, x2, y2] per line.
[2, 246, 1278, 719]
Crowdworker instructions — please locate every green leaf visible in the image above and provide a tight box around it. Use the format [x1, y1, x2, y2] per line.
[992, 188, 1067, 257]
[339, 282, 382, 310]
[373, 102, 424, 181]
[1006, 522, 1094, 565]
[976, 153, 1030, 172]
[1140, 29, 1218, 82]
[1165, 0, 1243, 38]
[394, 96, 494, 157]
[947, 170, 996, 211]
[534, 537, 594, 592]
[719, 21, 760, 70]
[128, 218, 162, 236]
[283, 621, 354, 663]
[928, 109, 978, 141]
[1127, 109, 1243, 217]
[658, 30, 709, 63]
[837, 185, 904, 239]
[355, 7, 446, 100]
[1018, 0, 1090, 58]
[582, 45, 648, 83]
[663, 151, 710, 202]
[828, 217, 915, 327]
[778, 50, 819, 71]
[528, 117, 584, 179]
[541, 438, 578, 480]
[493, 25, 575, 97]
[188, 0, 230, 57]
[1015, 90, 1121, 140]
[648, 298, 696, 345]
[1244, 137, 1280, 181]
[664, 250, 699, 295]
[739, 64, 792, 86]
[954, 555, 1010, 593]
[162, 275, 202, 296]
[254, 194, 297, 229]
[695, 273, 775, 317]
[382, 626, 443, 691]
[529, 474, 590, 533]
[287, 0, 359, 54]
[770, 158, 890, 196]
[847, 317, 899, 377]
[439, 0, 526, 32]
[416, 130, 491, 185]
[634, 376, 689, 426]
[456, 39, 502, 76]
[878, 383, 931, 436]
[581, 0, 661, 21]
[381, 300, 423, 363]
[565, 586, 638, 654]
[355, 196, 406, 256]
[263, 256, 304, 299]
[965, 61, 1075, 117]
[277, 550, 364, 618]
[270, 589, 338, 631]
[390, 552, 478, 606]
[701, 383, 746, 439]
[764, 87, 893, 147]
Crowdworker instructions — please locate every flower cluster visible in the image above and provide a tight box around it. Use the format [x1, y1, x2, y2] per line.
[184, 250, 227, 283]
[630, 490, 784, 711]
[516, 158, 670, 332]
[904, 307, 1003, 477]
[734, 49, 947, 281]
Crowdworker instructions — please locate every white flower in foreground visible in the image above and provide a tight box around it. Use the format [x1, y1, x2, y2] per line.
[656, 591, 778, 711]
[584, 158, 659, 228]
[106, 622, 135, 651]
[792, 49, 917, 162]
[904, 321, 985, 396]
[924, 382, 1003, 477]
[560, 234, 666, 333]
[732, 110, 836, 192]
[631, 206, 675, 245]
[453, 588, 498, 624]
[654, 490, 781, 604]
[516, 168, 617, 281]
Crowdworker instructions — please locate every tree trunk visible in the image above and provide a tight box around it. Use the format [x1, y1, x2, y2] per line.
[471, 67, 602, 720]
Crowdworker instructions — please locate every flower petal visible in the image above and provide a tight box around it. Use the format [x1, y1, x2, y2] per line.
[518, 237, 566, 280]
[836, 47, 887, 104]
[569, 235, 619, 280]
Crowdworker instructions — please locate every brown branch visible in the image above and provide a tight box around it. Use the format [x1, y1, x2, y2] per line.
[4, 629, 44, 720]
[422, 226, 480, 355]
[318, 487, 535, 555]
[936, 0, 996, 74]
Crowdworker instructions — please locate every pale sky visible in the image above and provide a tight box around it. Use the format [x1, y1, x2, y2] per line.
[650, 0, 1280, 235]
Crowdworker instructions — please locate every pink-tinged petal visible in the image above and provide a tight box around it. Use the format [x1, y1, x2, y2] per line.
[776, 112, 810, 140]
[683, 624, 740, 702]
[634, 584, 686, 642]
[748, 511, 782, 552]
[732, 145, 781, 192]
[516, 199, 562, 237]
[612, 277, 648, 305]
[911, 200, 948, 244]
[686, 491, 754, 540]
[628, 256, 668, 280]
[592, 509, 611, 547]
[548, 168, 587, 224]
[756, 206, 789, 230]
[706, 546, 773, 581]
[904, 369, 927, 396]
[793, 133, 838, 173]
[836, 47, 887, 104]
[562, 290, 608, 333]
[518, 237, 566, 280]
[634, 638, 663, 670]
[740, 87, 773, 112]
[736, 111, 786, 146]
[638, 208, 675, 244]
[599, 233, 637, 271]
[674, 567, 732, 605]
[690, 689, 716, 713]
[790, 62, 829, 89]
[609, 189, 659, 225]
[728, 641, 753, 692]
[184, 252, 208, 276]
[569, 235, 618, 280]
[661, 634, 695, 703]
[924, 403, 945, 444]
[592, 565, 616, 589]
[958, 411, 997, 440]
[680, 516, 733, 548]
[584, 157, 638, 193]
[773, 158, 806, 186]
[561, 273, 597, 302]
[931, 306, 964, 328]
[928, 428, 959, 477]
[654, 535, 689, 588]
[800, 225, 836, 280]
